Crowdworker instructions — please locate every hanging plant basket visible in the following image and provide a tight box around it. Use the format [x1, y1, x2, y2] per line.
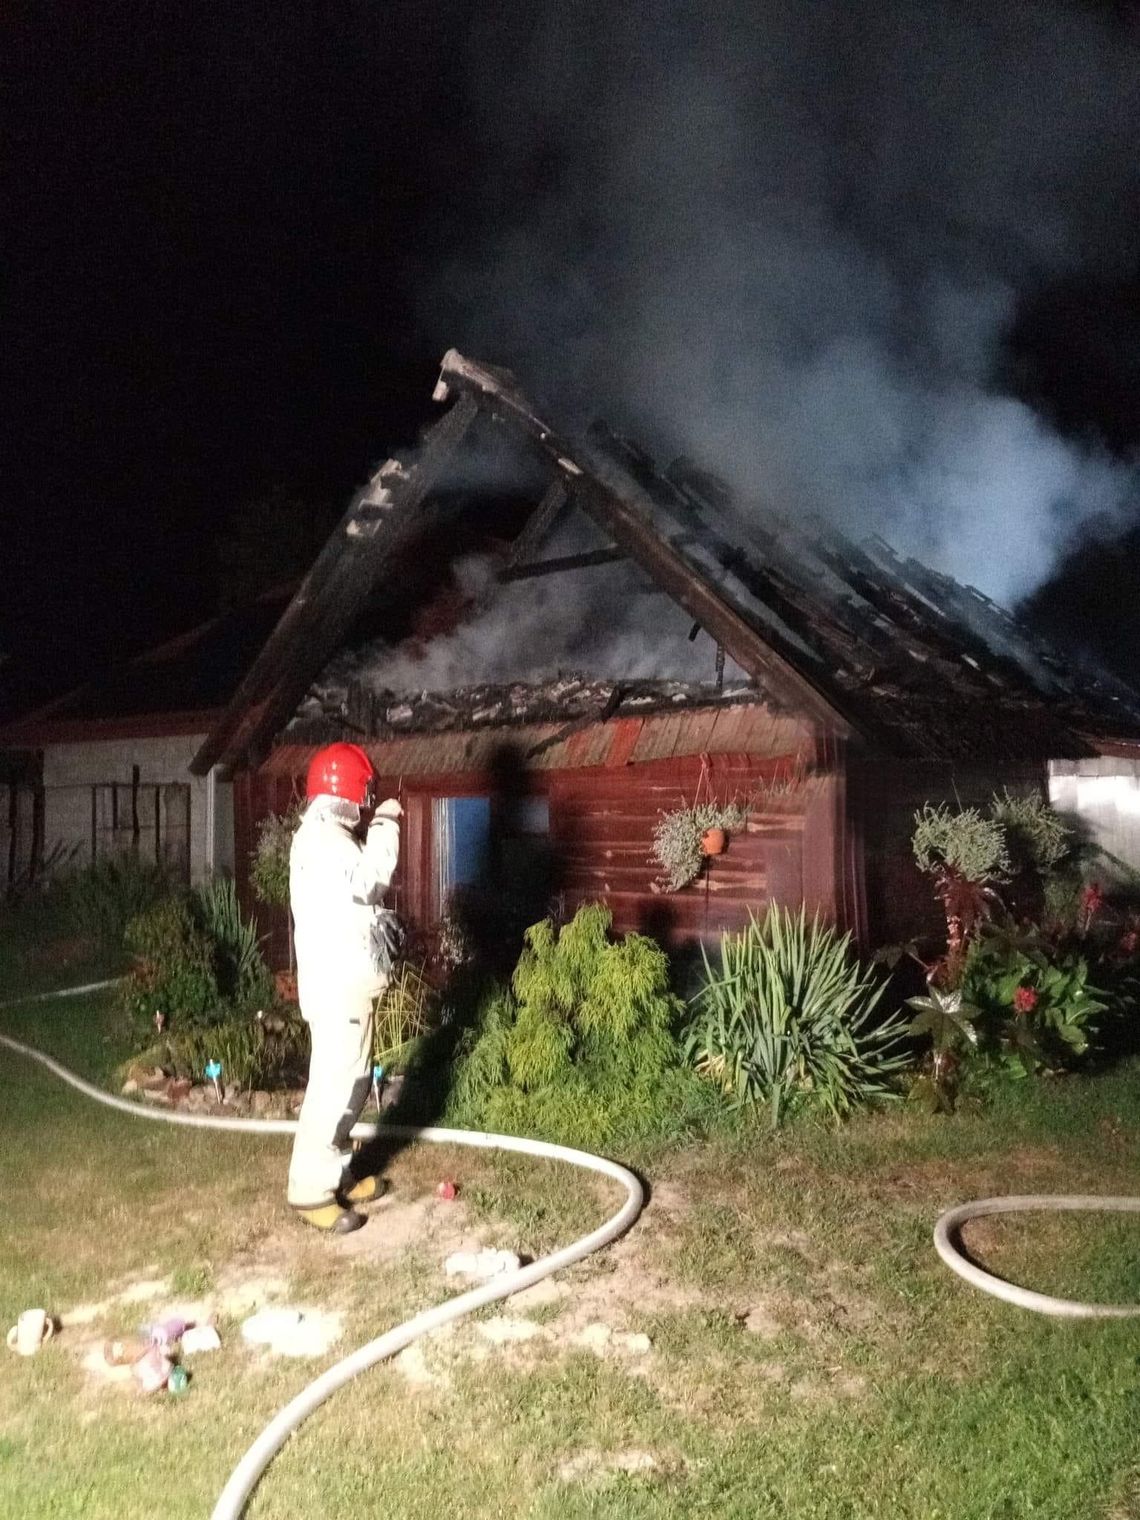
[652, 801, 748, 891]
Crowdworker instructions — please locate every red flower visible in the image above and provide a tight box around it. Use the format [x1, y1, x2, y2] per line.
[1120, 931, 1139, 957]
[1082, 882, 1104, 915]
[1012, 985, 1039, 1015]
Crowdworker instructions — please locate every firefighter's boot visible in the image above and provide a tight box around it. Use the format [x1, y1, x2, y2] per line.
[292, 1200, 366, 1235]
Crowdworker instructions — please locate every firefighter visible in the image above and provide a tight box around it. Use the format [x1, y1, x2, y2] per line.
[286, 742, 402, 1233]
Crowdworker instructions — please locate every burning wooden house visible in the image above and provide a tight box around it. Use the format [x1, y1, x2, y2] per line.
[192, 351, 1140, 959]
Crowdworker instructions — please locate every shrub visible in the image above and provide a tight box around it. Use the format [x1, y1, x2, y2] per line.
[685, 905, 909, 1126]
[249, 804, 303, 908]
[989, 790, 1069, 875]
[911, 793, 1073, 983]
[906, 924, 1109, 1106]
[122, 897, 219, 1032]
[912, 803, 1011, 883]
[58, 854, 169, 953]
[168, 1008, 309, 1090]
[961, 926, 1107, 1073]
[121, 880, 273, 1036]
[445, 903, 692, 1146]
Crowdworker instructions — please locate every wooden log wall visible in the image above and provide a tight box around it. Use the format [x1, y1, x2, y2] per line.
[549, 751, 826, 945]
[235, 746, 844, 965]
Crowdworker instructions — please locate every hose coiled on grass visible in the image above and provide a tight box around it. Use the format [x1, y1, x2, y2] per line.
[0, 985, 644, 1519]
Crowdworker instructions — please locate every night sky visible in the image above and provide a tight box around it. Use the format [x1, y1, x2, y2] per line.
[5, 2, 1140, 713]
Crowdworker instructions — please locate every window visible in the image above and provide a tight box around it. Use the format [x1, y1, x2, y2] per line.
[433, 795, 491, 912]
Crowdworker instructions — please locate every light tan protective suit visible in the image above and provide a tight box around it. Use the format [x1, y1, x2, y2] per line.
[286, 795, 400, 1208]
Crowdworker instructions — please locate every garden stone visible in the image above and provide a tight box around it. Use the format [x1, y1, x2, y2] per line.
[168, 1078, 192, 1103]
[183, 1086, 210, 1112]
[141, 1088, 171, 1105]
[120, 1079, 139, 1097]
[250, 1091, 272, 1117]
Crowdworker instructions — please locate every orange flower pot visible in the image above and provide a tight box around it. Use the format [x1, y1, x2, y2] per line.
[701, 827, 727, 857]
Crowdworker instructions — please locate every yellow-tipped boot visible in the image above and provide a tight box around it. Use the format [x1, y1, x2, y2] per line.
[292, 1200, 365, 1235]
[337, 1170, 388, 1207]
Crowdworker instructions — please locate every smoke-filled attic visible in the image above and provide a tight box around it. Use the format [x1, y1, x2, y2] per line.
[193, 351, 1140, 958]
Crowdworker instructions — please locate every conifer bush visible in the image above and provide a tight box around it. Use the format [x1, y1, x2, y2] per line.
[445, 903, 696, 1146]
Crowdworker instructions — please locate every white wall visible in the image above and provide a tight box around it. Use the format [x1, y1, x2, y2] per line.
[40, 735, 233, 885]
[1048, 758, 1140, 877]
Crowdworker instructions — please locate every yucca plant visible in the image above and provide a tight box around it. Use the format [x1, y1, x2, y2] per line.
[685, 904, 910, 1126]
[193, 875, 273, 1008]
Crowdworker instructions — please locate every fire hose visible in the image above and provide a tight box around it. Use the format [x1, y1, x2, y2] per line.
[0, 984, 645, 1520]
[933, 1195, 1140, 1319]
[5, 985, 1138, 1510]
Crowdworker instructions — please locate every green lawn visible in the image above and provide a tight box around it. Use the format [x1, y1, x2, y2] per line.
[1, 952, 1139, 1517]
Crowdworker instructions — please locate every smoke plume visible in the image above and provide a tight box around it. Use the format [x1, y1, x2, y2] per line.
[421, 0, 1140, 605]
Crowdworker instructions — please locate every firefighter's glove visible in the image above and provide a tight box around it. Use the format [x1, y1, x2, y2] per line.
[374, 798, 403, 821]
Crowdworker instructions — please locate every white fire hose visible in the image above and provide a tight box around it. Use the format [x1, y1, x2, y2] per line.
[0, 984, 645, 1520]
[5, 984, 1138, 1512]
[933, 1195, 1140, 1319]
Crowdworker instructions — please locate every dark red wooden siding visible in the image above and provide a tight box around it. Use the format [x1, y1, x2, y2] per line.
[234, 743, 858, 960]
[549, 753, 818, 943]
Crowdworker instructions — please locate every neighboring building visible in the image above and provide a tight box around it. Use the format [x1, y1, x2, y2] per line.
[191, 351, 1140, 958]
[0, 589, 291, 890]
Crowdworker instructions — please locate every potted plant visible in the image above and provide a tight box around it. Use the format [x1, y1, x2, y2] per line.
[651, 799, 749, 892]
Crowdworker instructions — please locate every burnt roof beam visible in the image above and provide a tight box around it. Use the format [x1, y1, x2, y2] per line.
[190, 392, 479, 777]
[500, 546, 628, 581]
[435, 350, 856, 736]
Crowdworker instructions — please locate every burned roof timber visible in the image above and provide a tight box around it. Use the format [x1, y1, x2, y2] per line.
[191, 393, 479, 777]
[193, 349, 1140, 779]
[433, 350, 855, 735]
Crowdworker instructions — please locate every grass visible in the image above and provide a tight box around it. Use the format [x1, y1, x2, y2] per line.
[0, 892, 125, 1001]
[2, 932, 1140, 1517]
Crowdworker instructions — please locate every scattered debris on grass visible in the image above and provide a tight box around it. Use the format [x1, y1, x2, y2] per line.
[444, 1248, 521, 1280]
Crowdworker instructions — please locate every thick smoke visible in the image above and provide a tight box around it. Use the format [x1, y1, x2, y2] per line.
[421, 0, 1140, 604]
[337, 533, 749, 692]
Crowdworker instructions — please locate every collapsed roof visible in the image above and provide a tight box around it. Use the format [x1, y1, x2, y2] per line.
[192, 351, 1140, 777]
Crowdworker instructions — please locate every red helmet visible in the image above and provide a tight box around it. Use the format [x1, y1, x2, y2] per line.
[305, 743, 376, 807]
